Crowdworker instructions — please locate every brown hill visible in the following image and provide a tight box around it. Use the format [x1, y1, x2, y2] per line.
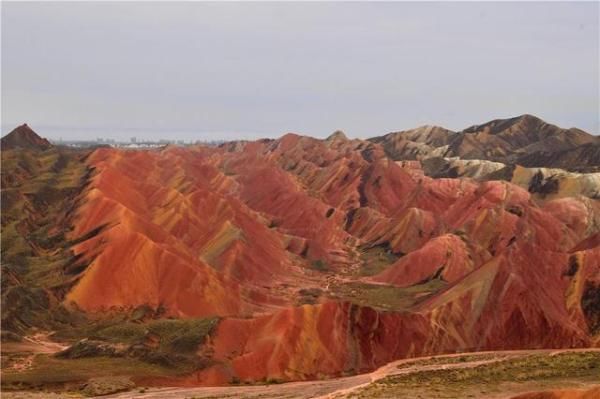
[370, 115, 599, 172]
[1, 124, 52, 151]
[455, 114, 598, 164]
[517, 142, 600, 172]
[369, 125, 454, 160]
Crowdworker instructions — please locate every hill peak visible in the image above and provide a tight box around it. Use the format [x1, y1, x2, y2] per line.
[326, 130, 349, 142]
[1, 124, 52, 151]
[461, 114, 549, 135]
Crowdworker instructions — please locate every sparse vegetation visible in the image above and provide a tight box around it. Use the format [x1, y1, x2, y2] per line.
[1, 355, 174, 391]
[65, 316, 219, 358]
[332, 280, 445, 311]
[349, 352, 600, 399]
[310, 259, 329, 272]
[357, 245, 400, 276]
[297, 288, 323, 305]
[2, 317, 220, 392]
[1, 146, 92, 337]
[144, 317, 219, 353]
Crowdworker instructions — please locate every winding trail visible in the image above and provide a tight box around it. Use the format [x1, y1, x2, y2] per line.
[2, 332, 68, 354]
[1, 332, 68, 372]
[103, 348, 600, 399]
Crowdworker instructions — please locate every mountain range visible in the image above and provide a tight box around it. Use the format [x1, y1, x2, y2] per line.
[1, 115, 599, 391]
[370, 114, 600, 172]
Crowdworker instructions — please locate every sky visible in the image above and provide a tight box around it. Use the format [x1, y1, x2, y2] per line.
[2, 2, 599, 141]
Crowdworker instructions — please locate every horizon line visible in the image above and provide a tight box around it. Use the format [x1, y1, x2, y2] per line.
[2, 113, 597, 141]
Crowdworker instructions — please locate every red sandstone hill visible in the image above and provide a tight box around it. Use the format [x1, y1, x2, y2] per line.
[1, 119, 599, 386]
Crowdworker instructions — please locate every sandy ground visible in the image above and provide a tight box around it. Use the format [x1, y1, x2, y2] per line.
[103, 348, 599, 399]
[2, 348, 599, 399]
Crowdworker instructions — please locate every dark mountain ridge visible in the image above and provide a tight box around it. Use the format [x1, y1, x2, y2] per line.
[370, 114, 599, 171]
[1, 124, 52, 151]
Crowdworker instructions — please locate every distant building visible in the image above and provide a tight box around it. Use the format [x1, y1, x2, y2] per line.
[131, 137, 137, 143]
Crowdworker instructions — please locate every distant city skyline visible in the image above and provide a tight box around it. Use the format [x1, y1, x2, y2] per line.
[4, 123, 266, 142]
[2, 2, 598, 141]
[46, 133, 227, 150]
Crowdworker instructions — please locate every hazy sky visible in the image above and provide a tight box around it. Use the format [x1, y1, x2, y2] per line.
[2, 2, 598, 141]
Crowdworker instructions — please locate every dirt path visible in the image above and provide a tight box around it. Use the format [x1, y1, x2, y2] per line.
[2, 332, 68, 355]
[104, 348, 600, 399]
[1, 332, 68, 372]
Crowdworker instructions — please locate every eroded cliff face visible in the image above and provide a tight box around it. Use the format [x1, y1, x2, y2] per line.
[2, 120, 599, 385]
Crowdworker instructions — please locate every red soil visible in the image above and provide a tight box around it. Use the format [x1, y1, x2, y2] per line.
[373, 233, 485, 287]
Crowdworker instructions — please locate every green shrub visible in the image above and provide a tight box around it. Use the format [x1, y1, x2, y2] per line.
[95, 323, 146, 344]
[311, 259, 329, 272]
[147, 318, 219, 353]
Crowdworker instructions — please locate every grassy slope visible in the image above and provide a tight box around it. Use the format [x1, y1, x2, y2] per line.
[2, 315, 220, 391]
[1, 147, 221, 393]
[331, 280, 446, 311]
[2, 355, 174, 387]
[1, 147, 92, 335]
[348, 352, 600, 399]
[356, 245, 399, 277]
